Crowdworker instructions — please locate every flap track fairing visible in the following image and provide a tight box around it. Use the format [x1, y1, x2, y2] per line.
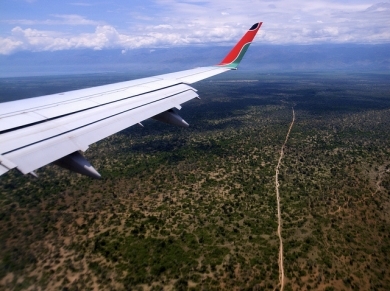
[152, 109, 189, 128]
[53, 151, 101, 179]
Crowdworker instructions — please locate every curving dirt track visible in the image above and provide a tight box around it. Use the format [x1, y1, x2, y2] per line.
[275, 107, 295, 291]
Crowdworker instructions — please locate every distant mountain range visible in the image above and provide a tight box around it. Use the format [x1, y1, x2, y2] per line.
[1, 44, 389, 77]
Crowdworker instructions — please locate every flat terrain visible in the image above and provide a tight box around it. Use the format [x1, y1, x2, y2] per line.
[0, 72, 389, 290]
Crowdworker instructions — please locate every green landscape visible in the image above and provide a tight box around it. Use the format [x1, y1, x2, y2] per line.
[0, 72, 390, 290]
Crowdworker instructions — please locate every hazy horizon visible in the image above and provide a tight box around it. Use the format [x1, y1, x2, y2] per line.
[1, 43, 389, 78]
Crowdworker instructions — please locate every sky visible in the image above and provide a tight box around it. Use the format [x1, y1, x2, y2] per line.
[0, 0, 389, 55]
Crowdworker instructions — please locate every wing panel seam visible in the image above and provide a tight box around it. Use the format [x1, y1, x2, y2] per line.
[2, 89, 196, 155]
[0, 83, 190, 134]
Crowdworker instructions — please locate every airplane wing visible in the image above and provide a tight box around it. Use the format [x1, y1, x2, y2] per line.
[0, 22, 262, 178]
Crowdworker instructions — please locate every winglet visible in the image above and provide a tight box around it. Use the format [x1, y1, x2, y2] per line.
[217, 22, 262, 69]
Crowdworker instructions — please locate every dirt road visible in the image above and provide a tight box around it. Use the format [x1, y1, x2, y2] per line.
[275, 107, 295, 291]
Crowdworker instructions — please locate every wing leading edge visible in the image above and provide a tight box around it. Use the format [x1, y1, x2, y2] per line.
[0, 22, 262, 178]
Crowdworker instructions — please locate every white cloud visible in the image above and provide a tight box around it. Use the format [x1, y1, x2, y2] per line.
[1, 24, 241, 54]
[54, 14, 101, 25]
[154, 24, 173, 30]
[3, 14, 101, 26]
[0, 37, 23, 55]
[70, 2, 93, 6]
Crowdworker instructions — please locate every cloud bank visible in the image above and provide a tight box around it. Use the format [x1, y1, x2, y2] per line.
[0, 0, 389, 54]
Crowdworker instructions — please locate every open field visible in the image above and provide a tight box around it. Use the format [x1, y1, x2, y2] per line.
[1, 72, 390, 290]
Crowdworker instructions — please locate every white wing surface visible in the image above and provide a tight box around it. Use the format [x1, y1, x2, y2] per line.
[0, 23, 262, 178]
